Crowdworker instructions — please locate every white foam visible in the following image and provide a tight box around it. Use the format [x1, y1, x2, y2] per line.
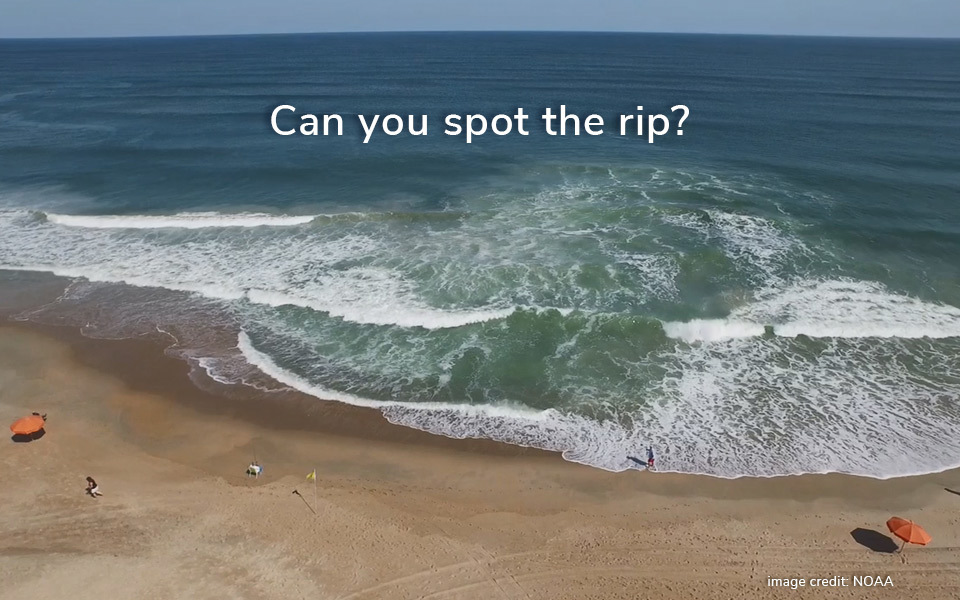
[1, 176, 695, 337]
[747, 280, 960, 339]
[45, 211, 317, 229]
[0, 203, 521, 330]
[662, 319, 766, 342]
[663, 280, 960, 342]
[646, 333, 960, 479]
[2, 264, 515, 330]
[238, 329, 960, 481]
[237, 331, 543, 418]
[246, 288, 515, 329]
[237, 330, 656, 473]
[661, 209, 806, 283]
[615, 253, 679, 300]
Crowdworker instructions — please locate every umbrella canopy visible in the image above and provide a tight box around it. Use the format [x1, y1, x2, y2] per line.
[886, 517, 931, 547]
[10, 415, 45, 436]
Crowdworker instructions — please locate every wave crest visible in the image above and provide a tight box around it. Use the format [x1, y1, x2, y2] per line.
[245, 289, 515, 329]
[663, 280, 960, 342]
[44, 211, 317, 229]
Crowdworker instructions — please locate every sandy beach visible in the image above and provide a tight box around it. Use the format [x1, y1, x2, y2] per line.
[0, 321, 957, 600]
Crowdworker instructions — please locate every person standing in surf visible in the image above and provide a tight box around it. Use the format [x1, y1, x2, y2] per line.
[646, 447, 655, 470]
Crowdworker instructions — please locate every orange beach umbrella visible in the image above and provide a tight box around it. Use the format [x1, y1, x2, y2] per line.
[10, 414, 46, 435]
[886, 517, 931, 552]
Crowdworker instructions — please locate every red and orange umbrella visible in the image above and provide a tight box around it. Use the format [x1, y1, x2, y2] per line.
[10, 414, 45, 436]
[886, 517, 931, 554]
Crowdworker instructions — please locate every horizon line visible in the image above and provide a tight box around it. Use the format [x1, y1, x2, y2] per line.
[2, 29, 959, 42]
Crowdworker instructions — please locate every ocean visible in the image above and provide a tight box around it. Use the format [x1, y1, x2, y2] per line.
[1, 32, 958, 478]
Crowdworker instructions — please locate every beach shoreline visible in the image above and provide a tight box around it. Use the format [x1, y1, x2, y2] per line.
[4, 271, 958, 486]
[6, 315, 960, 498]
[2, 319, 960, 599]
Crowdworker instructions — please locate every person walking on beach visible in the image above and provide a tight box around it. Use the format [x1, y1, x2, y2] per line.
[85, 476, 102, 497]
[646, 447, 656, 470]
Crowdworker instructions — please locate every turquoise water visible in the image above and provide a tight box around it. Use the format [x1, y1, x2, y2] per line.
[1, 33, 959, 477]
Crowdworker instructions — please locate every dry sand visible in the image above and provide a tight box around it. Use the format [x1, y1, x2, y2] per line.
[1, 323, 958, 599]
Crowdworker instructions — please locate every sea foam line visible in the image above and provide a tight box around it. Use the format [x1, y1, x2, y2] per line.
[660, 317, 960, 342]
[237, 331, 544, 419]
[0, 264, 518, 330]
[663, 280, 960, 342]
[44, 211, 318, 229]
[662, 319, 766, 342]
[245, 289, 516, 329]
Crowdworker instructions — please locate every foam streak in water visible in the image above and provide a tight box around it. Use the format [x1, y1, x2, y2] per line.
[45, 211, 317, 229]
[246, 289, 515, 329]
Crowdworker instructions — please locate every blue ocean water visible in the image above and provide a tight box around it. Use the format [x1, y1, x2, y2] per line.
[1, 33, 959, 478]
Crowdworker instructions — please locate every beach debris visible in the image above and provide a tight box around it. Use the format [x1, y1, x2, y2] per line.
[292, 489, 317, 515]
[246, 462, 262, 478]
[886, 517, 931, 562]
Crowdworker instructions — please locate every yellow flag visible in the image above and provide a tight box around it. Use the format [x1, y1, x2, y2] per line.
[306, 470, 316, 482]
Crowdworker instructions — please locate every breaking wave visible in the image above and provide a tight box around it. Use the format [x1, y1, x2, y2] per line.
[238, 330, 960, 479]
[44, 211, 318, 229]
[4, 166, 959, 480]
[663, 280, 960, 342]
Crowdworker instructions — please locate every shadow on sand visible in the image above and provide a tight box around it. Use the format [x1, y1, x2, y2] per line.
[11, 429, 46, 443]
[945, 488, 960, 497]
[850, 528, 898, 553]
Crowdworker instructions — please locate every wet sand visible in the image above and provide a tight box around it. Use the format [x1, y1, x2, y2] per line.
[1, 321, 959, 599]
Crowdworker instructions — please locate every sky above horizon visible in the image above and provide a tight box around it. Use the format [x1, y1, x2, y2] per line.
[2, 0, 959, 39]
